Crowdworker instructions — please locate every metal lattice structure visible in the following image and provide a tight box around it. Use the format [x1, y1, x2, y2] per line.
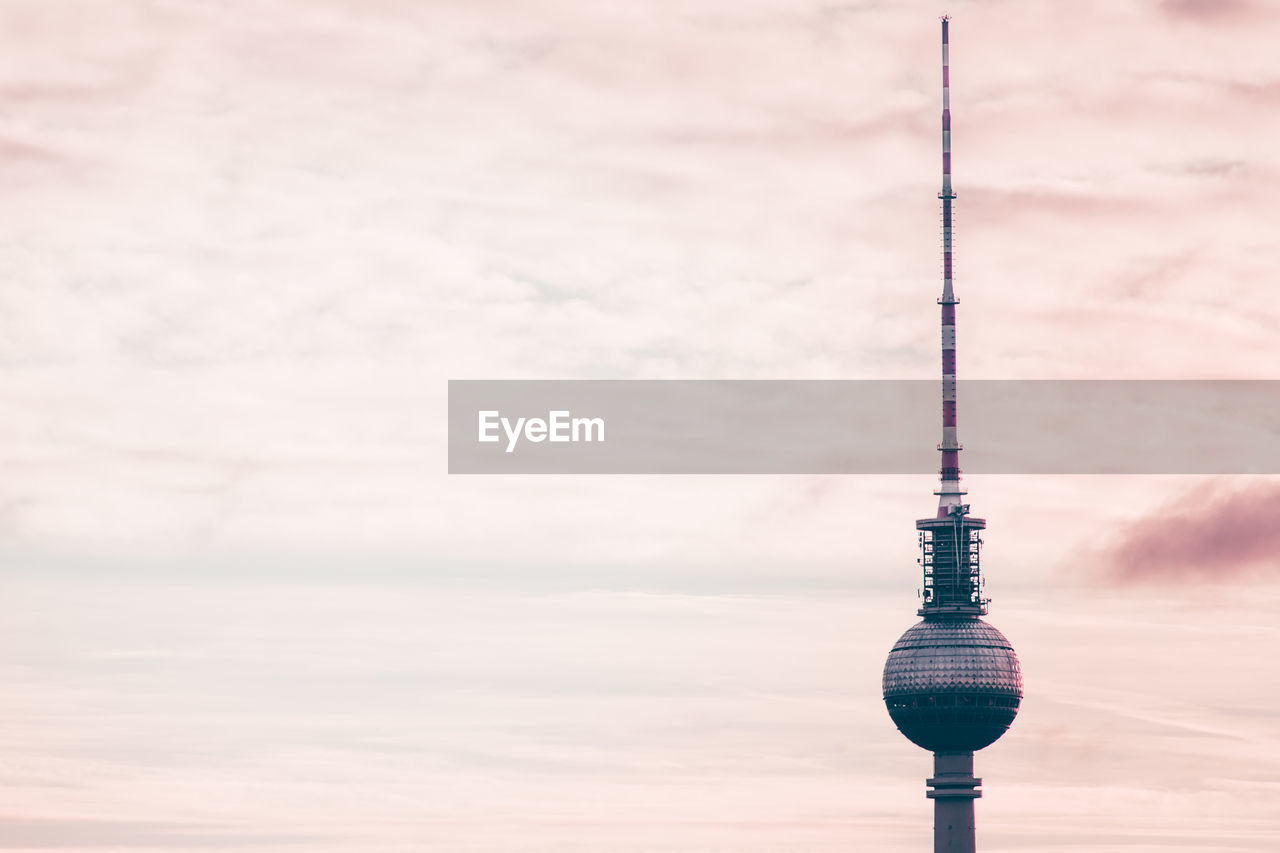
[917, 507, 987, 616]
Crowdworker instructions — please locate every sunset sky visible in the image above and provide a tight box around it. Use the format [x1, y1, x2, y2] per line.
[0, 0, 1278, 850]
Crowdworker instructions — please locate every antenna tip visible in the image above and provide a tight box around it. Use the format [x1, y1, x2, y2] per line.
[941, 13, 950, 22]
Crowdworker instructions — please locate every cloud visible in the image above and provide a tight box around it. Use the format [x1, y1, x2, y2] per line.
[1093, 480, 1280, 584]
[0, 816, 320, 848]
[1160, 0, 1259, 22]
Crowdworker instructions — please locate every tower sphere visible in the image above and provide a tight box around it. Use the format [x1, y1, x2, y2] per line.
[882, 618, 1022, 753]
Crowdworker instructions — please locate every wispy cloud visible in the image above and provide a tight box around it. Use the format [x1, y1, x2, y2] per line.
[1160, 0, 1261, 23]
[0, 817, 320, 849]
[1094, 480, 1280, 583]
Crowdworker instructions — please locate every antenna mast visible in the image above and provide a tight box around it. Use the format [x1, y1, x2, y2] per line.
[936, 13, 965, 519]
[917, 14, 983, 618]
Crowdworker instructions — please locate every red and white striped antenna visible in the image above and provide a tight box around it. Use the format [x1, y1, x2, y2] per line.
[935, 13, 965, 518]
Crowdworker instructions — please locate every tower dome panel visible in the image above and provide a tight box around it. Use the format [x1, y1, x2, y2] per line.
[882, 618, 1022, 753]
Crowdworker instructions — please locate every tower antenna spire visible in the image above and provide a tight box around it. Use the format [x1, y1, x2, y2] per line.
[936, 12, 964, 519]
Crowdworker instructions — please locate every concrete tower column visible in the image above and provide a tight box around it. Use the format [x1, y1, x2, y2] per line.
[927, 752, 980, 853]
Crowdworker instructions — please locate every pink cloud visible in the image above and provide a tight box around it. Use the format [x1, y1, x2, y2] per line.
[1095, 480, 1280, 583]
[1161, 0, 1258, 22]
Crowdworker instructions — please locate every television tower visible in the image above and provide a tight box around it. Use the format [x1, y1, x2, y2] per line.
[881, 17, 1022, 853]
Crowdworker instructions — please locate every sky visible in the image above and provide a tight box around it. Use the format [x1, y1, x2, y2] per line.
[0, 0, 1278, 850]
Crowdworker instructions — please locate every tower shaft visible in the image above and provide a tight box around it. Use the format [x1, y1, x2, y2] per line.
[928, 752, 980, 853]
